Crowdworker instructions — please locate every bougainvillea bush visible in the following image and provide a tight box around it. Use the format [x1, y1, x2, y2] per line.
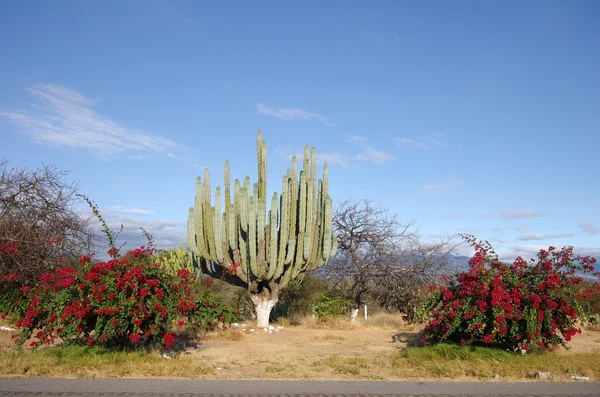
[416, 234, 600, 352]
[2, 246, 239, 350]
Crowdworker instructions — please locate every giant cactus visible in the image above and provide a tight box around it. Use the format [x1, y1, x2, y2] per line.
[187, 131, 337, 327]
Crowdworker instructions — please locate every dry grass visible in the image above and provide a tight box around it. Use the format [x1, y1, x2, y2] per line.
[393, 343, 600, 380]
[311, 333, 347, 342]
[584, 323, 600, 332]
[0, 345, 213, 378]
[202, 329, 245, 342]
[290, 312, 415, 331]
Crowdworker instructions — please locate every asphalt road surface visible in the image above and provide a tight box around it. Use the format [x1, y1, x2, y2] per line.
[0, 379, 599, 397]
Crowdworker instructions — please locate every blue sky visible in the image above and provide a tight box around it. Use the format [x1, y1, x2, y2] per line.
[1, 0, 599, 261]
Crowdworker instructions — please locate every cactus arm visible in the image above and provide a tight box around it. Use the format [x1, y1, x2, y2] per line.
[188, 130, 336, 297]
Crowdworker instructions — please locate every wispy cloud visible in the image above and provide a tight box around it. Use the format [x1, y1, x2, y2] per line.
[348, 135, 368, 143]
[490, 236, 507, 244]
[356, 147, 395, 164]
[579, 222, 600, 235]
[501, 209, 544, 219]
[421, 176, 463, 192]
[394, 132, 450, 150]
[501, 245, 600, 263]
[394, 137, 428, 150]
[512, 224, 530, 232]
[517, 233, 574, 241]
[256, 103, 335, 126]
[276, 145, 392, 168]
[87, 208, 186, 256]
[317, 152, 355, 168]
[107, 206, 153, 216]
[1, 84, 177, 159]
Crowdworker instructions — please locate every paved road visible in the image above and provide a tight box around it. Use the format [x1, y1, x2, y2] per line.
[0, 379, 598, 397]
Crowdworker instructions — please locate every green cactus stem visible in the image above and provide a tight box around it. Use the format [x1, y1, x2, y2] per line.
[187, 130, 337, 328]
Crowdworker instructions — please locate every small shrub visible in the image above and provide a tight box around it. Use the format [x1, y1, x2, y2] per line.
[416, 234, 600, 352]
[313, 295, 353, 320]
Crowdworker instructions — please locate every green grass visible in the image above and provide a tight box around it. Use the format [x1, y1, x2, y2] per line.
[393, 343, 600, 380]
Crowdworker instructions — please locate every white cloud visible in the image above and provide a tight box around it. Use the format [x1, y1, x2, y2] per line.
[421, 176, 463, 192]
[276, 145, 392, 168]
[317, 152, 355, 168]
[1, 84, 178, 159]
[356, 147, 395, 164]
[394, 137, 428, 150]
[579, 222, 600, 235]
[512, 224, 530, 232]
[87, 208, 186, 256]
[490, 236, 507, 244]
[500, 244, 600, 263]
[256, 103, 335, 126]
[517, 233, 574, 241]
[107, 206, 153, 216]
[348, 135, 369, 143]
[394, 132, 450, 150]
[501, 209, 544, 219]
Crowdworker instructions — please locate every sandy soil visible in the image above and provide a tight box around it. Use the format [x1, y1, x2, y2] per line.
[190, 326, 410, 380]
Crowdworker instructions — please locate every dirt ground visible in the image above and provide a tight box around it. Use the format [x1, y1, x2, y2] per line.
[184, 324, 600, 380]
[2, 324, 599, 380]
[190, 326, 410, 380]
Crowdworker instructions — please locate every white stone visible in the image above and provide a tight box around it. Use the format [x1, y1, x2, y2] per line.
[572, 375, 590, 381]
[267, 325, 275, 331]
[231, 323, 239, 328]
[248, 329, 255, 332]
[534, 371, 551, 379]
[0, 326, 16, 332]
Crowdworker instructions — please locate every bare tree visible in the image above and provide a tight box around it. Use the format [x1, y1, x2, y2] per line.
[0, 160, 97, 282]
[322, 198, 456, 322]
[374, 238, 456, 321]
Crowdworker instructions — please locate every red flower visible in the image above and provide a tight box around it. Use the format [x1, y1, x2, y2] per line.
[39, 273, 53, 284]
[163, 332, 176, 348]
[57, 277, 76, 288]
[482, 334, 493, 344]
[206, 279, 214, 285]
[129, 333, 141, 343]
[147, 279, 159, 287]
[140, 288, 149, 297]
[177, 269, 191, 280]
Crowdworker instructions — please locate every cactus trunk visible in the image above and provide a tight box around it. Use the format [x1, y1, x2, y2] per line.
[250, 290, 279, 329]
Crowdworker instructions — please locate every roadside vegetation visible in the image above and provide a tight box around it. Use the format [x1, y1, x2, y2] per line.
[1, 150, 599, 381]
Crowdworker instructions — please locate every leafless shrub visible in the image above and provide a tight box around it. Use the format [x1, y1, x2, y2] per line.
[0, 159, 97, 282]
